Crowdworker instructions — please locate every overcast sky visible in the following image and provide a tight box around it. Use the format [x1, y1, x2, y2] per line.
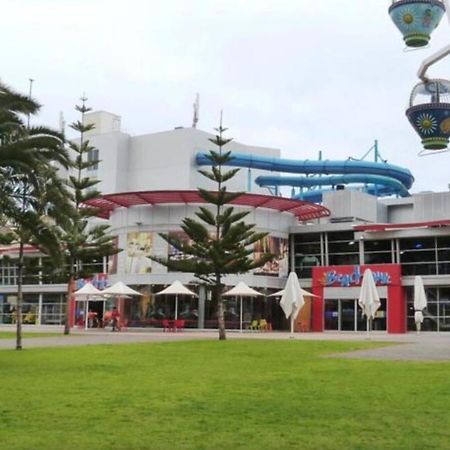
[4, 0, 450, 193]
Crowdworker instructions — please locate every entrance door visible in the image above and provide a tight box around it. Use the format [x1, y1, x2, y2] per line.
[324, 298, 387, 331]
[324, 299, 339, 330]
[340, 300, 355, 331]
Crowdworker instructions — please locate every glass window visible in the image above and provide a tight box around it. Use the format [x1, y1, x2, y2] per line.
[399, 237, 435, 251]
[400, 250, 436, 263]
[0, 261, 18, 285]
[328, 241, 358, 254]
[41, 294, 65, 325]
[294, 242, 321, 254]
[328, 254, 359, 266]
[402, 262, 437, 276]
[87, 149, 99, 171]
[364, 240, 392, 252]
[293, 233, 322, 278]
[293, 233, 321, 244]
[327, 231, 354, 242]
[437, 249, 450, 275]
[437, 236, 450, 249]
[364, 252, 393, 264]
[327, 231, 359, 266]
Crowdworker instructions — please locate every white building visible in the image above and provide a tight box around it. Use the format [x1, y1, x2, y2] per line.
[3, 110, 450, 333]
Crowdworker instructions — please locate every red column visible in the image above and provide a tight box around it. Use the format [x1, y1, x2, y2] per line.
[387, 285, 406, 333]
[312, 286, 324, 332]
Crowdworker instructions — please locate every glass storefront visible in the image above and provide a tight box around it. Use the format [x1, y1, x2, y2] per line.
[324, 298, 387, 332]
[0, 293, 66, 325]
[406, 286, 450, 332]
[117, 285, 277, 330]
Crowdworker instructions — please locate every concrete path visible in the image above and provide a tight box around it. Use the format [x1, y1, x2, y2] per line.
[1, 326, 450, 361]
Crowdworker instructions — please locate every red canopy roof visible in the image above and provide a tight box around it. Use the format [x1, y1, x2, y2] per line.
[86, 190, 330, 221]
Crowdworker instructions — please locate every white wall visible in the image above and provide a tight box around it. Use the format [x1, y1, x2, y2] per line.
[77, 112, 280, 195]
[108, 203, 294, 289]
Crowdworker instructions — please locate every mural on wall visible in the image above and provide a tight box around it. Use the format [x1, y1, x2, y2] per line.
[167, 231, 194, 264]
[107, 236, 118, 275]
[254, 236, 289, 277]
[126, 232, 153, 274]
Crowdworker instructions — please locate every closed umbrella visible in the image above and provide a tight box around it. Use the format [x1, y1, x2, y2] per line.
[155, 280, 197, 320]
[269, 288, 318, 298]
[223, 282, 263, 332]
[358, 269, 381, 336]
[414, 276, 428, 333]
[280, 272, 306, 337]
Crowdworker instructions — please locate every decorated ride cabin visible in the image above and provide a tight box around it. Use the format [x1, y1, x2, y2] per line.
[389, 0, 446, 48]
[406, 78, 450, 150]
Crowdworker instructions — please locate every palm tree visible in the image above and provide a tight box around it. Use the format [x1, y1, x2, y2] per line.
[0, 81, 70, 349]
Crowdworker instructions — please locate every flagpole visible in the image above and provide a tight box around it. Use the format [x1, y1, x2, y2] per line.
[85, 300, 89, 330]
[175, 294, 178, 320]
[240, 296, 243, 333]
[290, 315, 295, 338]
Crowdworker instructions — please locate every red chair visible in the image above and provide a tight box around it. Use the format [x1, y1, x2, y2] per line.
[162, 319, 172, 332]
[174, 319, 185, 332]
[120, 319, 128, 332]
[76, 317, 84, 329]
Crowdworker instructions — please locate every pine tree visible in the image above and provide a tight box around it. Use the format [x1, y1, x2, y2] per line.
[154, 119, 273, 340]
[59, 97, 118, 335]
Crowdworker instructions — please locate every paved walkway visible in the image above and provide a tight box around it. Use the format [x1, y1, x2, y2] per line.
[1, 326, 450, 361]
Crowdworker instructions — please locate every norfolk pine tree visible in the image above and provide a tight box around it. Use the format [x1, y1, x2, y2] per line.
[60, 97, 118, 335]
[153, 119, 273, 340]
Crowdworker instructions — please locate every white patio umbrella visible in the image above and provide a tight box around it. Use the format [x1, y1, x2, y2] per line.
[222, 281, 263, 332]
[358, 269, 381, 336]
[101, 281, 143, 297]
[280, 272, 307, 337]
[73, 282, 105, 329]
[155, 280, 198, 320]
[414, 275, 428, 333]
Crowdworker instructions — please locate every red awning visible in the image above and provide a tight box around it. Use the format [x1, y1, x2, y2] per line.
[85, 190, 330, 221]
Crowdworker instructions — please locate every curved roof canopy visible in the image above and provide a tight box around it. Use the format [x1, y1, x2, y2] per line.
[85, 190, 330, 221]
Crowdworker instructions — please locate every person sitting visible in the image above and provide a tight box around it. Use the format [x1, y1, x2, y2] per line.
[103, 310, 112, 328]
[88, 309, 98, 328]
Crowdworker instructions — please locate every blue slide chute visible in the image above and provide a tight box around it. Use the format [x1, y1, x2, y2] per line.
[195, 152, 414, 201]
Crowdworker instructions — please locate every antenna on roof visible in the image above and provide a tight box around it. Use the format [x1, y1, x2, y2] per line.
[59, 111, 66, 135]
[192, 93, 200, 128]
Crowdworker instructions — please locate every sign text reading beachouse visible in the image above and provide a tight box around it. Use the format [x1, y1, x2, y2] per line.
[323, 265, 391, 287]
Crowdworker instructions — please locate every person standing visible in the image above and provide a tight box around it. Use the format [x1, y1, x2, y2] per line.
[111, 307, 120, 332]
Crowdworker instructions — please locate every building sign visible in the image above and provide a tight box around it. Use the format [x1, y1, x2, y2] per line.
[322, 265, 391, 287]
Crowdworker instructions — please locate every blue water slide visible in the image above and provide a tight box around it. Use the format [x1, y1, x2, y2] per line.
[195, 152, 414, 200]
[255, 174, 410, 197]
[292, 185, 404, 204]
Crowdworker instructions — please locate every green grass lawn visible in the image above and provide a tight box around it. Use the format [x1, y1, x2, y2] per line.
[0, 339, 449, 450]
[0, 332, 62, 339]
